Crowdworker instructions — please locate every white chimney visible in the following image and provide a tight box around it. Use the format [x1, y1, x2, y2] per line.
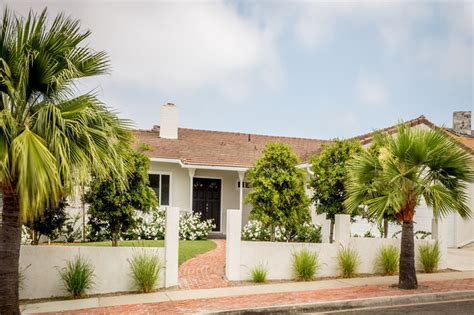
[159, 103, 179, 139]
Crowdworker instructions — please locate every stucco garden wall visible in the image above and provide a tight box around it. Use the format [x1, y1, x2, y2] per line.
[19, 246, 165, 299]
[227, 211, 446, 281]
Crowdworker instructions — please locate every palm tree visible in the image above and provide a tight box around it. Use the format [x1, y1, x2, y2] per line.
[345, 123, 474, 289]
[0, 9, 130, 312]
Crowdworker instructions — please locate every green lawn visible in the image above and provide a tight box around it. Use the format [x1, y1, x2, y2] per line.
[65, 240, 216, 265]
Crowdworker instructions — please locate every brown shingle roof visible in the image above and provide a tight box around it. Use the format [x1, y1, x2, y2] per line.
[134, 127, 331, 168]
[134, 115, 474, 168]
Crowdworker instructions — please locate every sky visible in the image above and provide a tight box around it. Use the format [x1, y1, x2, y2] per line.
[5, 1, 473, 139]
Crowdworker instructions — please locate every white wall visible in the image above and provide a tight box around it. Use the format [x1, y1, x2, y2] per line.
[19, 246, 165, 300]
[238, 238, 439, 281]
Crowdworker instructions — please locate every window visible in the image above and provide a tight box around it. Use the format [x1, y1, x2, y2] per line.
[149, 174, 171, 206]
[236, 181, 251, 189]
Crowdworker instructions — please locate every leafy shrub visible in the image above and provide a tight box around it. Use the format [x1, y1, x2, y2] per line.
[21, 225, 32, 245]
[58, 255, 95, 298]
[292, 248, 319, 281]
[179, 212, 215, 240]
[418, 242, 441, 273]
[337, 247, 360, 278]
[250, 263, 268, 283]
[363, 230, 375, 238]
[128, 250, 162, 293]
[375, 245, 399, 275]
[295, 223, 322, 243]
[62, 214, 82, 243]
[242, 220, 270, 241]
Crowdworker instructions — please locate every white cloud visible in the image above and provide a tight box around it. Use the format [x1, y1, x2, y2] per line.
[356, 73, 389, 106]
[6, 1, 282, 100]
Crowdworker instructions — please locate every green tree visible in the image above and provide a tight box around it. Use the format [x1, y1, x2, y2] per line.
[0, 9, 130, 312]
[246, 143, 310, 241]
[345, 124, 474, 289]
[85, 146, 158, 246]
[25, 198, 68, 245]
[309, 139, 362, 241]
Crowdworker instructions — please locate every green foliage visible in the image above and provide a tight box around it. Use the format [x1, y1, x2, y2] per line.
[63, 213, 82, 243]
[0, 8, 132, 221]
[337, 247, 360, 278]
[250, 263, 268, 283]
[246, 143, 311, 241]
[418, 242, 441, 273]
[375, 245, 399, 275]
[295, 223, 322, 243]
[25, 198, 68, 244]
[310, 140, 362, 239]
[128, 250, 162, 293]
[345, 124, 474, 224]
[85, 146, 158, 246]
[292, 248, 319, 281]
[58, 255, 95, 298]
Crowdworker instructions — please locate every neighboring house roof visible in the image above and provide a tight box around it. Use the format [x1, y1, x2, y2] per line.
[354, 115, 474, 155]
[134, 115, 474, 168]
[134, 127, 331, 168]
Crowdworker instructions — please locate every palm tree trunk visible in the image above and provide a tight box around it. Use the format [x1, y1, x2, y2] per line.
[0, 186, 21, 314]
[399, 220, 418, 289]
[383, 218, 388, 238]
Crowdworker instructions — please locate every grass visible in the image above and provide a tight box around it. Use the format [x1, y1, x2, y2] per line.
[292, 248, 319, 281]
[375, 245, 399, 275]
[64, 240, 216, 265]
[418, 242, 441, 273]
[57, 255, 95, 298]
[128, 250, 162, 293]
[337, 247, 360, 278]
[250, 264, 268, 283]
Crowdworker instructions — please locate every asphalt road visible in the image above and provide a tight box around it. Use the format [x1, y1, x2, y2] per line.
[309, 299, 474, 315]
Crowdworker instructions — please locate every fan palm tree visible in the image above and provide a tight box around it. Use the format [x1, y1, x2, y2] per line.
[345, 123, 474, 289]
[0, 8, 131, 312]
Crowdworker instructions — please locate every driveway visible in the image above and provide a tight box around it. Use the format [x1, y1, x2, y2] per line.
[447, 243, 474, 271]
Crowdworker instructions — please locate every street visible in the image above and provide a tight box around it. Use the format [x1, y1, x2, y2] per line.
[309, 299, 474, 315]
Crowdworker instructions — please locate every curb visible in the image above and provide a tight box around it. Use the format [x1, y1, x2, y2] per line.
[212, 290, 474, 314]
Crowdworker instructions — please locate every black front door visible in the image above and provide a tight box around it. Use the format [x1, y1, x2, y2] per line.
[192, 178, 221, 231]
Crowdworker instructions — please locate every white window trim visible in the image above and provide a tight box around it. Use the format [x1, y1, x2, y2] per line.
[148, 171, 172, 207]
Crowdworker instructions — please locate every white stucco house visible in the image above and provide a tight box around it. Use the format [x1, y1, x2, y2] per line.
[135, 103, 474, 247]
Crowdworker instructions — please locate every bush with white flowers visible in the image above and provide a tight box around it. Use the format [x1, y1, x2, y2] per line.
[127, 208, 215, 241]
[241, 220, 270, 241]
[179, 212, 215, 240]
[241, 220, 321, 243]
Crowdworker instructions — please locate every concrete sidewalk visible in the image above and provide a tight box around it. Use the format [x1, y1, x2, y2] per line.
[21, 271, 474, 314]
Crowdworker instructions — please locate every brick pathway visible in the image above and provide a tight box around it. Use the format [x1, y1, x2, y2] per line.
[178, 239, 228, 290]
[44, 278, 474, 314]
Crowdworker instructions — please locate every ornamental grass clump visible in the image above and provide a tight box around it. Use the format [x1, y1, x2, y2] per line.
[128, 250, 162, 293]
[417, 242, 441, 273]
[57, 255, 95, 298]
[375, 245, 399, 275]
[250, 264, 268, 283]
[292, 248, 319, 281]
[337, 247, 360, 278]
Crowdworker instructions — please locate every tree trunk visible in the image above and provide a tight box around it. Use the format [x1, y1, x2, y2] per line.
[383, 218, 388, 238]
[329, 220, 334, 243]
[0, 187, 22, 314]
[111, 232, 118, 247]
[399, 220, 418, 289]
